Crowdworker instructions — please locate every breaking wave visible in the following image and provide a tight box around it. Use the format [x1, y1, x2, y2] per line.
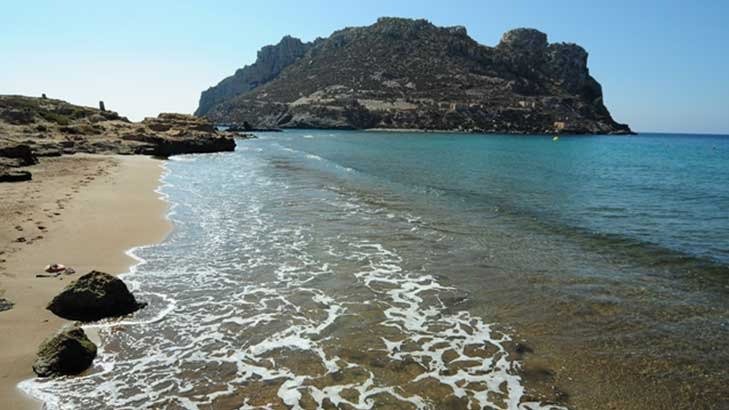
[21, 143, 563, 409]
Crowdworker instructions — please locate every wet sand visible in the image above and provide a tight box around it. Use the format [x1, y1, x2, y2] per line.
[0, 154, 170, 409]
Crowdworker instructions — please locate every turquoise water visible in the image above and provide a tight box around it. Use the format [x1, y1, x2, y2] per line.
[266, 131, 729, 267]
[24, 130, 729, 409]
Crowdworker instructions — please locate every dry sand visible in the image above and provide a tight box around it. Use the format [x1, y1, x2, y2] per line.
[0, 154, 170, 409]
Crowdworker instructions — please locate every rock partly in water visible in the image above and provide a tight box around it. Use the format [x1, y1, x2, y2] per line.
[32, 324, 97, 377]
[220, 121, 281, 132]
[47, 270, 146, 322]
[121, 113, 237, 157]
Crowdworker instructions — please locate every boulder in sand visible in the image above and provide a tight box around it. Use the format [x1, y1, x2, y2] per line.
[32, 324, 97, 377]
[0, 297, 14, 312]
[0, 169, 31, 182]
[0, 143, 38, 167]
[47, 270, 146, 321]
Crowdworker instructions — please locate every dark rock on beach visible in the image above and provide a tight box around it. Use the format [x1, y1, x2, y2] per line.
[0, 297, 14, 312]
[197, 17, 631, 134]
[32, 324, 97, 377]
[0, 144, 38, 167]
[0, 169, 32, 182]
[47, 270, 146, 322]
[0, 143, 38, 181]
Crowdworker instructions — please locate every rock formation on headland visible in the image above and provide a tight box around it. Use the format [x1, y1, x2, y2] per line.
[196, 18, 631, 134]
[0, 95, 242, 182]
[197, 35, 313, 116]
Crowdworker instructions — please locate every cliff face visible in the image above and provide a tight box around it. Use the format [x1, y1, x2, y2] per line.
[195, 36, 312, 117]
[197, 18, 631, 134]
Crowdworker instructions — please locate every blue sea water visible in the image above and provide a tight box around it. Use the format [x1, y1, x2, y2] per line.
[269, 131, 729, 266]
[24, 130, 729, 409]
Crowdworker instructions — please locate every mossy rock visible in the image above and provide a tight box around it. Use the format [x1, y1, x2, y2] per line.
[32, 325, 97, 377]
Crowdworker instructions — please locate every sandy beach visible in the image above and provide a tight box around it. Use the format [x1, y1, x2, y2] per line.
[0, 154, 170, 409]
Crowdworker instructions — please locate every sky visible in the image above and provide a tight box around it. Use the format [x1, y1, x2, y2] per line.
[2, 0, 728, 134]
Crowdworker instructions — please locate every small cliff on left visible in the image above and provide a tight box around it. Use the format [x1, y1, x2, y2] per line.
[0, 95, 241, 182]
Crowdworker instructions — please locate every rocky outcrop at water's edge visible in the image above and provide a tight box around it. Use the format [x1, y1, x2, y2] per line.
[0, 95, 248, 182]
[47, 270, 147, 322]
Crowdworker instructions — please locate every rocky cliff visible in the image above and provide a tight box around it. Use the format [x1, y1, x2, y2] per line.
[197, 18, 631, 134]
[196, 36, 313, 117]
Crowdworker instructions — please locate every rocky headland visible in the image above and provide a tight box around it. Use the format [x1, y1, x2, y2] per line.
[196, 17, 632, 134]
[0, 95, 243, 182]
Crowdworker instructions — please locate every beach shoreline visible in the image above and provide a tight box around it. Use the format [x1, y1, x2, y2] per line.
[0, 154, 171, 409]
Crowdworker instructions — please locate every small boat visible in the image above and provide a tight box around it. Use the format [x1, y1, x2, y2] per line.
[552, 135, 559, 141]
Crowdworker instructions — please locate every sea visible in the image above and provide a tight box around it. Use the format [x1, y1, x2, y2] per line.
[22, 130, 729, 409]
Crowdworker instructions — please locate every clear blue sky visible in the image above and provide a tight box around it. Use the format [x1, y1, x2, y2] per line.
[2, 0, 728, 134]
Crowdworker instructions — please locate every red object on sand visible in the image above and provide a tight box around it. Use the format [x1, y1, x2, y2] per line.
[45, 263, 66, 273]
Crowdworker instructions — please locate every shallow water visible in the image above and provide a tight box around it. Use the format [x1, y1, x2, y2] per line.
[24, 131, 729, 409]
